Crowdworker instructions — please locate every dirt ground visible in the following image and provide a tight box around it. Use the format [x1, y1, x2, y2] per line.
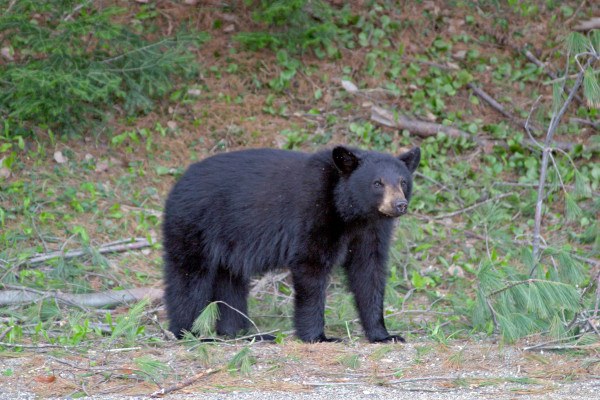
[1, 338, 599, 399]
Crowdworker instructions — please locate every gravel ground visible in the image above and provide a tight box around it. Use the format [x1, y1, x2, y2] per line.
[2, 382, 600, 400]
[1, 340, 599, 399]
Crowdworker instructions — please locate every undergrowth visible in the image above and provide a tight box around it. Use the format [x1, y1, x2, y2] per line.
[0, 0, 208, 136]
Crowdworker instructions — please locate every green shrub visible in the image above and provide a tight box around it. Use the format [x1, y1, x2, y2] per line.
[234, 0, 350, 56]
[0, 0, 208, 136]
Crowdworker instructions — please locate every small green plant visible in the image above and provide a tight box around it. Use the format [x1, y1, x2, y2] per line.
[109, 300, 148, 345]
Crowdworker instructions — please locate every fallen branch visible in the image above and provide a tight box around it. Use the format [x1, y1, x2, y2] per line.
[370, 106, 485, 145]
[18, 237, 152, 266]
[0, 286, 163, 308]
[149, 368, 220, 398]
[467, 83, 574, 151]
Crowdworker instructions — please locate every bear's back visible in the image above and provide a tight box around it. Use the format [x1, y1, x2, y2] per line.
[163, 148, 338, 275]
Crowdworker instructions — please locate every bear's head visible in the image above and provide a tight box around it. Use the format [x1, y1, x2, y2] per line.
[332, 146, 420, 221]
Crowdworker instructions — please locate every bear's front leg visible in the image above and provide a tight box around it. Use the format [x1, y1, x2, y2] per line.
[344, 238, 405, 344]
[291, 266, 340, 343]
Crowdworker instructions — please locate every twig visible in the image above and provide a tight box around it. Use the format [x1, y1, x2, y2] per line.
[564, 0, 587, 27]
[468, 84, 574, 151]
[13, 237, 151, 267]
[0, 286, 163, 308]
[0, 326, 13, 341]
[149, 368, 220, 398]
[530, 56, 595, 276]
[487, 279, 572, 298]
[0, 341, 64, 349]
[433, 193, 513, 220]
[62, 0, 93, 21]
[388, 376, 464, 384]
[569, 117, 600, 130]
[467, 83, 513, 120]
[212, 301, 261, 335]
[522, 334, 584, 351]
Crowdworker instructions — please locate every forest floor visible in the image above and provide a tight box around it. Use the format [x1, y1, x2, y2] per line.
[1, 0, 599, 398]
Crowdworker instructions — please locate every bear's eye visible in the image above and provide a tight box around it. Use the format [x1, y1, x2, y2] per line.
[401, 180, 408, 191]
[373, 180, 383, 188]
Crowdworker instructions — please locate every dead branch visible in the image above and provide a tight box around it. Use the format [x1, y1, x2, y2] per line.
[370, 106, 485, 145]
[0, 286, 163, 308]
[530, 57, 595, 275]
[433, 193, 513, 220]
[149, 368, 220, 398]
[467, 83, 575, 151]
[18, 237, 152, 266]
[467, 83, 514, 120]
[573, 17, 600, 31]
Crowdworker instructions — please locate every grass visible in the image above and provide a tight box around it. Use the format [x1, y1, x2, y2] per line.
[0, 0, 599, 397]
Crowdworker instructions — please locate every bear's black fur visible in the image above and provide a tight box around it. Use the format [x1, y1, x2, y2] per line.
[162, 146, 420, 343]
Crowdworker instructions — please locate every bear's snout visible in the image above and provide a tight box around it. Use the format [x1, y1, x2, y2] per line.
[395, 199, 408, 215]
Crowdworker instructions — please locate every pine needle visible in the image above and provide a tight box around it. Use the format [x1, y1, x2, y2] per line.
[574, 170, 593, 199]
[191, 302, 220, 337]
[583, 67, 600, 109]
[110, 299, 148, 344]
[565, 32, 587, 54]
[564, 192, 583, 221]
[227, 347, 255, 375]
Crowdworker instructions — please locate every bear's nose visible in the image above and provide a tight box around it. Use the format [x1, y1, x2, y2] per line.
[395, 200, 408, 215]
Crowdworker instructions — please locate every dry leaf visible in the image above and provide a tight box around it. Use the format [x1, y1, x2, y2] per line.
[167, 121, 178, 130]
[223, 24, 236, 33]
[34, 375, 56, 383]
[53, 151, 67, 164]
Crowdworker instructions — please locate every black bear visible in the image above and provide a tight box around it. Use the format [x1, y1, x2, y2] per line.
[162, 145, 420, 343]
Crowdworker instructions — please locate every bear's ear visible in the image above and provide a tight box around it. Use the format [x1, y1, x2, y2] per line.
[399, 147, 420, 174]
[333, 146, 359, 174]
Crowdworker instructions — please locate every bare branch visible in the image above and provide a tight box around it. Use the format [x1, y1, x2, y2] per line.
[10, 237, 152, 268]
[149, 368, 220, 398]
[530, 56, 596, 275]
[0, 286, 163, 308]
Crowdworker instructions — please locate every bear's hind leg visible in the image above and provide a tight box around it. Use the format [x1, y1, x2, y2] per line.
[164, 258, 217, 338]
[212, 268, 251, 338]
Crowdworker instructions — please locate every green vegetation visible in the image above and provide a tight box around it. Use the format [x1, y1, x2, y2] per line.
[0, 0, 598, 396]
[0, 0, 207, 136]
